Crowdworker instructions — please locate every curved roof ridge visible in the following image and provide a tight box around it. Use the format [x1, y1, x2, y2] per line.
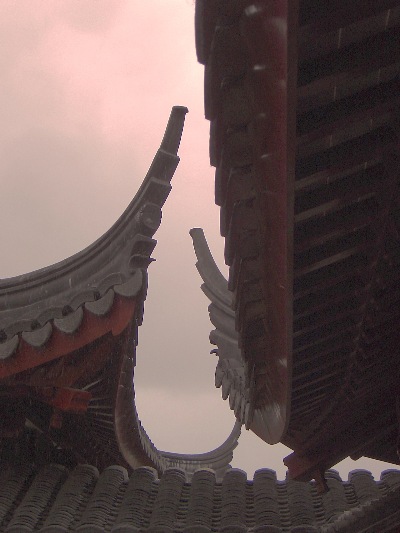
[0, 106, 188, 356]
[190, 228, 251, 425]
[191, 228, 269, 436]
[160, 420, 242, 480]
[114, 316, 240, 479]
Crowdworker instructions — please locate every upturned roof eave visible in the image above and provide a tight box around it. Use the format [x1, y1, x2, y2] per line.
[0, 106, 188, 361]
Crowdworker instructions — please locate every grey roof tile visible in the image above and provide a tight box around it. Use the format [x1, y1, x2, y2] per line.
[113, 467, 157, 531]
[41, 464, 99, 533]
[76, 466, 128, 532]
[149, 469, 186, 530]
[186, 469, 216, 530]
[53, 307, 83, 334]
[287, 477, 316, 527]
[219, 469, 247, 529]
[21, 322, 53, 347]
[84, 288, 115, 316]
[0, 463, 35, 526]
[114, 270, 144, 298]
[0, 335, 19, 359]
[6, 464, 67, 532]
[322, 471, 350, 522]
[253, 469, 281, 528]
[381, 469, 400, 490]
[349, 470, 381, 503]
[0, 463, 399, 532]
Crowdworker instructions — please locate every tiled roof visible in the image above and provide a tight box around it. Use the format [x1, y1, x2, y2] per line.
[0, 106, 188, 361]
[0, 106, 241, 479]
[0, 107, 191, 474]
[0, 463, 399, 532]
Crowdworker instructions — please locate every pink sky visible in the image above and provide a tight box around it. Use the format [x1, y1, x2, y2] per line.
[0, 0, 397, 480]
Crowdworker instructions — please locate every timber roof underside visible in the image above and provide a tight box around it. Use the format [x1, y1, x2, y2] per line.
[289, 1, 400, 470]
[196, 0, 400, 468]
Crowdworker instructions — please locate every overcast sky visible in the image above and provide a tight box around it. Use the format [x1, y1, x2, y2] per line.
[0, 0, 397, 480]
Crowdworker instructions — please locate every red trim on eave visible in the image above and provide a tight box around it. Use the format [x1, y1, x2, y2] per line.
[244, 0, 298, 442]
[0, 296, 136, 379]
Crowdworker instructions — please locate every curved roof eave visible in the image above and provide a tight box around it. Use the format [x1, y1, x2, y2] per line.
[194, 1, 297, 444]
[0, 105, 240, 479]
[0, 106, 188, 361]
[191, 227, 289, 445]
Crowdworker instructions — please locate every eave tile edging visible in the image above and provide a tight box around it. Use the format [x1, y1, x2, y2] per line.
[190, 228, 251, 426]
[0, 275, 144, 359]
[0, 464, 398, 532]
[0, 106, 188, 359]
[195, 0, 295, 444]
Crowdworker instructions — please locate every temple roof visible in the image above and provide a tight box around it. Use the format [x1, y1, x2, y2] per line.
[195, 0, 400, 482]
[1, 462, 399, 532]
[1, 4, 400, 529]
[0, 106, 239, 479]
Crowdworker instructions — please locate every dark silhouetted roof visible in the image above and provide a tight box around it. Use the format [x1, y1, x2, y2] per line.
[0, 106, 239, 479]
[195, 0, 400, 483]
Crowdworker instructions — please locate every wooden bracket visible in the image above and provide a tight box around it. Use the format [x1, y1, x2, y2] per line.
[35, 387, 91, 414]
[284, 451, 329, 493]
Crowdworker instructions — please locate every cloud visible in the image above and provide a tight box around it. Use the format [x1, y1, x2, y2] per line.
[135, 386, 236, 454]
[0, 2, 51, 76]
[57, 0, 125, 33]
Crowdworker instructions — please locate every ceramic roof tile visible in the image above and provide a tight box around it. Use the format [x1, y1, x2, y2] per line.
[349, 470, 381, 504]
[0, 464, 35, 526]
[220, 469, 248, 529]
[113, 467, 157, 531]
[0, 463, 398, 532]
[253, 469, 281, 529]
[381, 469, 400, 489]
[84, 288, 114, 316]
[6, 464, 67, 532]
[40, 464, 99, 533]
[53, 307, 83, 334]
[76, 466, 128, 532]
[186, 469, 216, 530]
[287, 478, 317, 528]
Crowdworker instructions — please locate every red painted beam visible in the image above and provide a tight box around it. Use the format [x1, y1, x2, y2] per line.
[0, 295, 136, 379]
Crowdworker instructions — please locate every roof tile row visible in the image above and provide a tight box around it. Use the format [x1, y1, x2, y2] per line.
[1, 463, 399, 532]
[0, 273, 143, 362]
